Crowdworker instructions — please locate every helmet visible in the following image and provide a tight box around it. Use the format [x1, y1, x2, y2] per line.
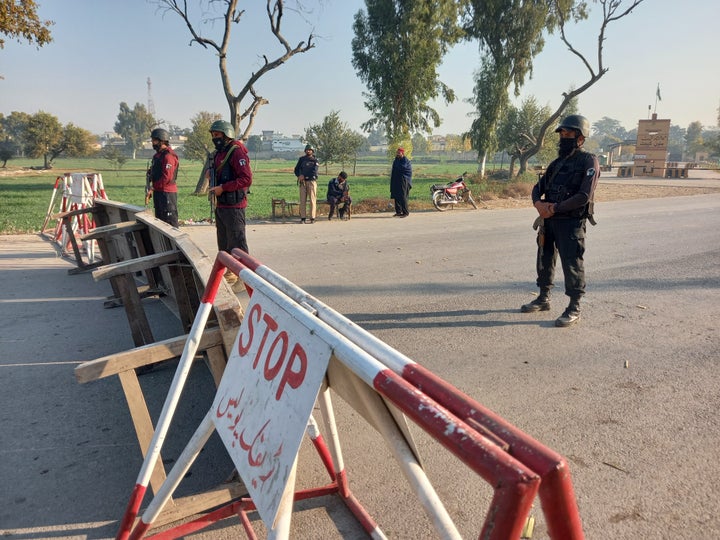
[555, 115, 590, 138]
[150, 128, 170, 142]
[209, 120, 235, 139]
[304, 144, 314, 152]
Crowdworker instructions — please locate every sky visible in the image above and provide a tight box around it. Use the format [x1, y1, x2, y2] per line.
[1, 0, 718, 139]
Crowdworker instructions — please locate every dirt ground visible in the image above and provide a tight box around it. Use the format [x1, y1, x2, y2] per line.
[477, 182, 720, 210]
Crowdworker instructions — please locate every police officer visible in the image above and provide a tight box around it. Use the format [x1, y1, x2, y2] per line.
[294, 144, 319, 223]
[520, 115, 600, 327]
[147, 128, 179, 227]
[207, 120, 252, 287]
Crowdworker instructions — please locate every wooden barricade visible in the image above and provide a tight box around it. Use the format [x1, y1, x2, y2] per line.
[73, 200, 246, 527]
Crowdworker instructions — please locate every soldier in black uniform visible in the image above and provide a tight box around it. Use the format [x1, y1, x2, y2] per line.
[520, 115, 600, 327]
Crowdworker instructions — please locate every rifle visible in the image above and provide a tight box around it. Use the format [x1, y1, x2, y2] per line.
[145, 160, 152, 207]
[207, 154, 216, 224]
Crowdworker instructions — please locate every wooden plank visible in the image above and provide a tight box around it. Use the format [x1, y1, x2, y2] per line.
[204, 344, 227, 388]
[113, 272, 154, 347]
[91, 250, 182, 282]
[151, 482, 247, 529]
[75, 328, 224, 383]
[117, 370, 170, 498]
[80, 220, 145, 241]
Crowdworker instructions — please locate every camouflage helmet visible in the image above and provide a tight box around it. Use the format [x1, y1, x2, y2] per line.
[555, 115, 590, 138]
[150, 128, 170, 142]
[209, 120, 235, 139]
[304, 144, 314, 152]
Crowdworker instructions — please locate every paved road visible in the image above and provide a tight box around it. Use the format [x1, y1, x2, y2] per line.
[1, 185, 719, 538]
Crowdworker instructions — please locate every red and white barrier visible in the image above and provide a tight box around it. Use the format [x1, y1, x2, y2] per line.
[116, 250, 583, 539]
[42, 172, 108, 263]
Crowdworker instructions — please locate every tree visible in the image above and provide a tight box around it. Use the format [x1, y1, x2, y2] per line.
[1, 111, 31, 156]
[305, 111, 355, 173]
[21, 112, 92, 168]
[351, 0, 466, 146]
[181, 111, 223, 193]
[102, 145, 129, 174]
[114, 102, 155, 160]
[666, 124, 686, 161]
[246, 135, 262, 153]
[411, 132, 428, 154]
[475, 0, 645, 176]
[45, 123, 94, 164]
[155, 0, 315, 140]
[0, 0, 53, 51]
[498, 97, 554, 174]
[685, 121, 704, 159]
[24, 111, 61, 168]
[464, 0, 585, 176]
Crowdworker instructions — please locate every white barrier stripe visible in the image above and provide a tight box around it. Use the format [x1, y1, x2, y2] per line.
[135, 300, 215, 488]
[139, 410, 216, 524]
[252, 263, 415, 374]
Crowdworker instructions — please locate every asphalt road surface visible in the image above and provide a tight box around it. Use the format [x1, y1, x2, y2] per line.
[1, 188, 718, 539]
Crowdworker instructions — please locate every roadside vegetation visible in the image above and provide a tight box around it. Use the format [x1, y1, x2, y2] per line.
[0, 157, 535, 234]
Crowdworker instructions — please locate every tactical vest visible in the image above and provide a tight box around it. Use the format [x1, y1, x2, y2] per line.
[542, 151, 593, 218]
[216, 146, 245, 206]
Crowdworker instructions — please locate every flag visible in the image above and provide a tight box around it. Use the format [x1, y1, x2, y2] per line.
[656, 84, 662, 101]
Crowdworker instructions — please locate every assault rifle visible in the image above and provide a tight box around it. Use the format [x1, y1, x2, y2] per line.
[207, 154, 216, 224]
[144, 160, 152, 207]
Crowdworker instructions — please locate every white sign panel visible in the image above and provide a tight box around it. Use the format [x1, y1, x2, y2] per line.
[211, 288, 332, 528]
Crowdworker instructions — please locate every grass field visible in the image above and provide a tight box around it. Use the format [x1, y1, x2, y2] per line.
[0, 156, 534, 234]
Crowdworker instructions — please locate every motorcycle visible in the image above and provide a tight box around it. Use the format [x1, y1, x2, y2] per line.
[430, 172, 478, 211]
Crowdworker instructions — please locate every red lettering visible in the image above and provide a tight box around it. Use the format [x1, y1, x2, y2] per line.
[276, 343, 307, 400]
[237, 303, 261, 357]
[252, 311, 278, 369]
[264, 330, 289, 383]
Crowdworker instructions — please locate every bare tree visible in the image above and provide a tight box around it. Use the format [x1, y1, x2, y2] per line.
[516, 0, 645, 171]
[155, 0, 315, 141]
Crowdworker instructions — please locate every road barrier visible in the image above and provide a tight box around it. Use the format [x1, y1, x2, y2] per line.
[118, 249, 583, 539]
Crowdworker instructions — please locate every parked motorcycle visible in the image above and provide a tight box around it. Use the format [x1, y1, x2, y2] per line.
[430, 172, 478, 211]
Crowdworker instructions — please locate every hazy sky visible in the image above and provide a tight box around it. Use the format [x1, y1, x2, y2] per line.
[1, 0, 718, 138]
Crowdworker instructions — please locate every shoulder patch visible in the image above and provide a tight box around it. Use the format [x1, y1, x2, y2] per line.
[587, 167, 596, 177]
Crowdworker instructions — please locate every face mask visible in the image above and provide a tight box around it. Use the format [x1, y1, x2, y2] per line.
[558, 137, 577, 158]
[152, 142, 161, 152]
[212, 137, 226, 151]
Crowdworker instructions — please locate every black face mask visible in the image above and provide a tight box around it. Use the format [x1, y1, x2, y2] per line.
[152, 142, 161, 152]
[558, 137, 577, 158]
[212, 137, 226, 151]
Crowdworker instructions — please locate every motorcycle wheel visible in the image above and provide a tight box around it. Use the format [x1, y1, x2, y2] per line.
[432, 190, 450, 211]
[466, 193, 478, 210]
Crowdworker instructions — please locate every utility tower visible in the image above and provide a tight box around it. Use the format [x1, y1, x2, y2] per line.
[147, 77, 156, 118]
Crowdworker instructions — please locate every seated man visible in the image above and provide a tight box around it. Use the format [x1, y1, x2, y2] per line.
[326, 171, 352, 220]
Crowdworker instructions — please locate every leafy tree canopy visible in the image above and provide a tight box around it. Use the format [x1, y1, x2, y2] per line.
[0, 0, 53, 50]
[114, 102, 155, 160]
[351, 0, 466, 143]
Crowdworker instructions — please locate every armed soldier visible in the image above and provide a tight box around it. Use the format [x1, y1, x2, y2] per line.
[207, 120, 253, 287]
[520, 115, 600, 327]
[146, 128, 179, 227]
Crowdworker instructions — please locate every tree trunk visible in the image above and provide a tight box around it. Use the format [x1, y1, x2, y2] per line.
[477, 150, 487, 177]
[194, 159, 211, 195]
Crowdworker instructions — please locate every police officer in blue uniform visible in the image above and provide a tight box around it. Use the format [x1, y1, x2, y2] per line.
[520, 115, 600, 327]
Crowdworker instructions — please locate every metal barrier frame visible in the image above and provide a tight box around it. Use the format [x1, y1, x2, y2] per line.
[119, 249, 583, 539]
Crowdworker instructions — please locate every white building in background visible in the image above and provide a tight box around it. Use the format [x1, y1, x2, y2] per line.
[271, 136, 306, 153]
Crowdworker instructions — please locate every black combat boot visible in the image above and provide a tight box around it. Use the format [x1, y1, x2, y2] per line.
[520, 290, 551, 313]
[555, 297, 581, 327]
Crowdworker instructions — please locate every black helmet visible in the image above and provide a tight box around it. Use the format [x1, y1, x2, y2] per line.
[150, 128, 170, 142]
[304, 144, 314, 152]
[209, 120, 235, 139]
[555, 115, 590, 138]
